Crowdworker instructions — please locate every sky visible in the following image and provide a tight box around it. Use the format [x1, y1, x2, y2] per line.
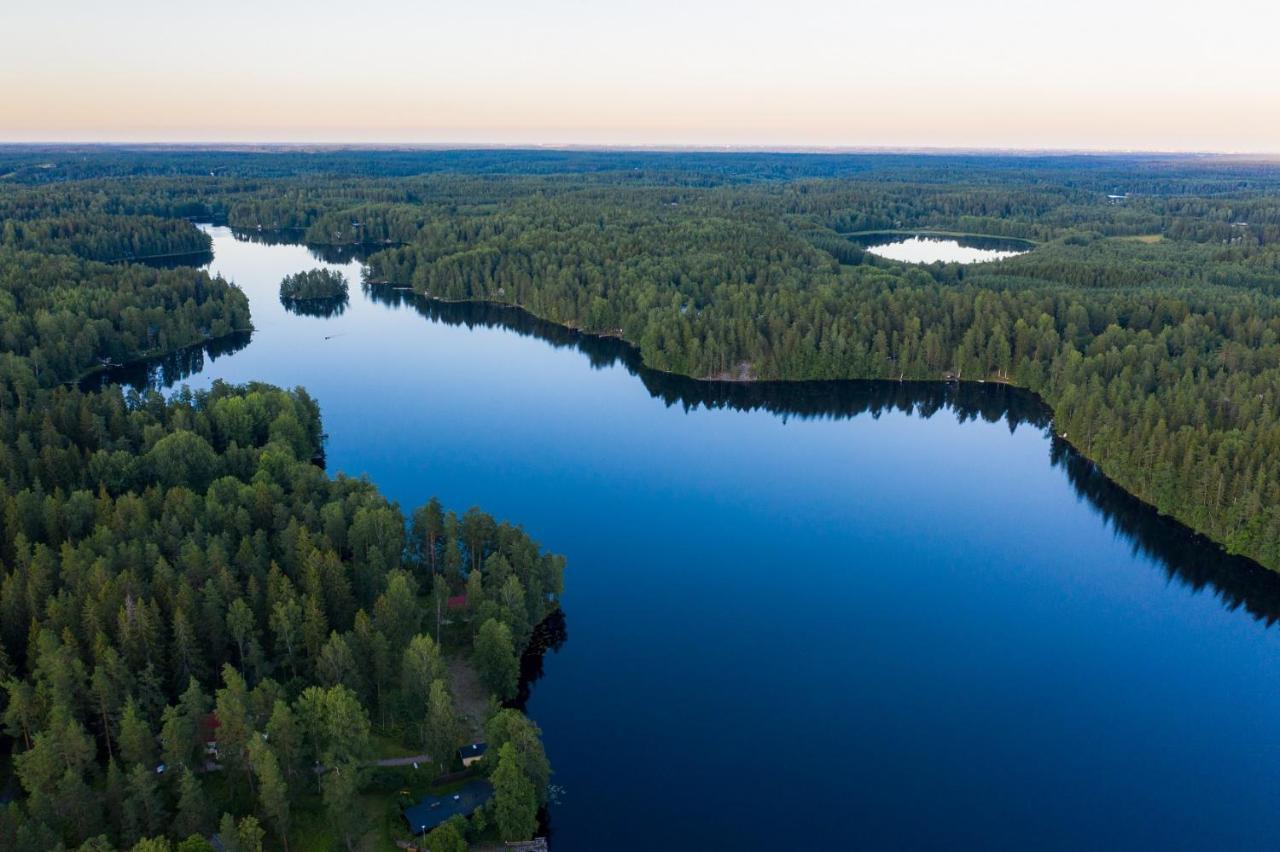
[2, 0, 1278, 152]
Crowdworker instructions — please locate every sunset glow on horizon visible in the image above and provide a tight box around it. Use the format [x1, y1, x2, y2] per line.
[4, 0, 1279, 152]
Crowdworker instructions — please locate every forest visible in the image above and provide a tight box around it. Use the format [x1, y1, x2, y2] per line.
[0, 163, 564, 851]
[3, 145, 1280, 848]
[3, 149, 1280, 572]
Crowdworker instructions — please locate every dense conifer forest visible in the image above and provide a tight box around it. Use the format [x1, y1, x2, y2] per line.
[0, 150, 565, 851]
[2, 145, 1280, 847]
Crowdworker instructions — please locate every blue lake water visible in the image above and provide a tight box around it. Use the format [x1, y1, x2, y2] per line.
[106, 226, 1280, 850]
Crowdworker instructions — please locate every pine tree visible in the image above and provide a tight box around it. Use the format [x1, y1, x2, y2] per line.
[249, 738, 291, 851]
[118, 698, 156, 769]
[123, 763, 168, 846]
[172, 767, 211, 839]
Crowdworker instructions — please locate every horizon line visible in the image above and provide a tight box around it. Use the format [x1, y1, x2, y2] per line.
[2, 141, 1279, 159]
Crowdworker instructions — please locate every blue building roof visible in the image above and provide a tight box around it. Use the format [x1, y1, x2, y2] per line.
[403, 779, 494, 834]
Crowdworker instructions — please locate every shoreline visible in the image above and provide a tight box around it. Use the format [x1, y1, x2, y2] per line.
[74, 326, 254, 387]
[83, 221, 1266, 576]
[370, 279, 1268, 575]
[103, 247, 214, 264]
[837, 228, 1040, 245]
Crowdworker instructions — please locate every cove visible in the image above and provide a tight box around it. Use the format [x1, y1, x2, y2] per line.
[98, 226, 1280, 850]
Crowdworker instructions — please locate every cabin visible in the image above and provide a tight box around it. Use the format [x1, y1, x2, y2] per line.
[402, 780, 494, 834]
[458, 742, 487, 768]
[198, 712, 221, 760]
[446, 594, 467, 611]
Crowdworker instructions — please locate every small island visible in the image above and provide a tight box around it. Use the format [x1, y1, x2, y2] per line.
[279, 267, 349, 301]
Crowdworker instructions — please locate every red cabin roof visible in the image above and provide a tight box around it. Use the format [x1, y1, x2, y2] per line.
[198, 712, 221, 740]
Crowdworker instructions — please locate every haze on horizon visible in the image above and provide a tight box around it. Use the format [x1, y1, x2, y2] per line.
[3, 0, 1278, 153]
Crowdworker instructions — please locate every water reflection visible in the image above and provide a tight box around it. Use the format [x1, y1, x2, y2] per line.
[365, 284, 1280, 625]
[280, 293, 350, 318]
[82, 330, 251, 392]
[88, 233, 1280, 632]
[515, 609, 569, 712]
[1053, 441, 1280, 624]
[848, 232, 1031, 264]
[126, 250, 215, 270]
[230, 228, 379, 265]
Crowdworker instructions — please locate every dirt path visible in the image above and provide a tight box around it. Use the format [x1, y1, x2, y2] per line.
[368, 754, 431, 767]
[446, 654, 490, 738]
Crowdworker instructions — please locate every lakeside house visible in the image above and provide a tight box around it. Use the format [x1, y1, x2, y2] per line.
[403, 779, 494, 834]
[459, 742, 488, 768]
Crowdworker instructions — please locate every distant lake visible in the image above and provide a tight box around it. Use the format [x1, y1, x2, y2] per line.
[100, 226, 1280, 851]
[851, 232, 1032, 263]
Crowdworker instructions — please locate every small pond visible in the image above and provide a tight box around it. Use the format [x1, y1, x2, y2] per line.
[852, 232, 1032, 264]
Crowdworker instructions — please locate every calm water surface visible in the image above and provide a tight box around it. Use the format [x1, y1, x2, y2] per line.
[854, 233, 1031, 263]
[109, 227, 1280, 850]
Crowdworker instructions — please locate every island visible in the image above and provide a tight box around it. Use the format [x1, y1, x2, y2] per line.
[279, 268, 349, 302]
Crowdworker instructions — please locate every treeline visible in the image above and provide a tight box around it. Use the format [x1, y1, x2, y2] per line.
[6, 146, 1280, 191]
[0, 215, 211, 263]
[352, 180, 1280, 570]
[301, 204, 428, 246]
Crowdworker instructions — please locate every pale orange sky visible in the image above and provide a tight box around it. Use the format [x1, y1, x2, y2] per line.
[3, 0, 1279, 151]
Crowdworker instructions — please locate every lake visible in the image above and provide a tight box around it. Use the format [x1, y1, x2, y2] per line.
[102, 226, 1280, 850]
[850, 232, 1032, 263]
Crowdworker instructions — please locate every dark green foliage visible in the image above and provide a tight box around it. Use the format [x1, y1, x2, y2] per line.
[424, 816, 468, 852]
[0, 250, 248, 386]
[7, 145, 1280, 846]
[473, 620, 518, 702]
[0, 169, 562, 850]
[485, 709, 550, 806]
[278, 268, 348, 302]
[489, 741, 538, 842]
[0, 214, 211, 263]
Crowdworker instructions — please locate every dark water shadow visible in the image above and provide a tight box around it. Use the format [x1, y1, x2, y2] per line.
[512, 608, 569, 713]
[281, 294, 350, 318]
[79, 330, 252, 393]
[846, 231, 1036, 253]
[365, 284, 1280, 627]
[121, 249, 215, 269]
[511, 608, 568, 844]
[229, 228, 381, 265]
